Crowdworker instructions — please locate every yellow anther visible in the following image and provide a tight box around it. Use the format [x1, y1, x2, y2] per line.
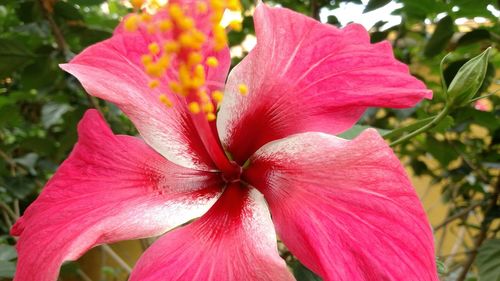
[140, 12, 152, 22]
[212, 90, 223, 103]
[206, 112, 216, 121]
[191, 30, 207, 44]
[141, 54, 153, 65]
[188, 52, 203, 66]
[191, 64, 206, 88]
[168, 4, 183, 20]
[146, 63, 163, 77]
[179, 63, 191, 86]
[202, 102, 214, 113]
[213, 25, 227, 51]
[131, 0, 145, 9]
[206, 56, 219, 67]
[229, 20, 242, 32]
[148, 42, 160, 55]
[159, 20, 173, 32]
[188, 102, 201, 114]
[163, 42, 180, 53]
[196, 1, 208, 13]
[179, 33, 197, 49]
[238, 84, 248, 96]
[148, 79, 160, 89]
[194, 64, 206, 80]
[159, 94, 173, 107]
[178, 18, 195, 30]
[169, 81, 183, 94]
[124, 14, 140, 32]
[157, 55, 170, 68]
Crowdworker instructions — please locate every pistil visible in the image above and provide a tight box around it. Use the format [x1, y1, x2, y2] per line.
[123, 0, 245, 174]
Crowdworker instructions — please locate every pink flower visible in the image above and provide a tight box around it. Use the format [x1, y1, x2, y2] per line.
[11, 2, 438, 281]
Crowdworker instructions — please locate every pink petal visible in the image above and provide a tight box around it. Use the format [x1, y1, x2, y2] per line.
[61, 12, 230, 171]
[244, 129, 438, 280]
[130, 184, 295, 281]
[217, 3, 432, 164]
[11, 110, 222, 281]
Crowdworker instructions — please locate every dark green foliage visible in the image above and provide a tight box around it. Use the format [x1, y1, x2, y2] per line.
[363, 0, 391, 13]
[424, 15, 454, 58]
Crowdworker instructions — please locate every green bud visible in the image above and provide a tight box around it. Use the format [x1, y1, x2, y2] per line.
[446, 47, 491, 107]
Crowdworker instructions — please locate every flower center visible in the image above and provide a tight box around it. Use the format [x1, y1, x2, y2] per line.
[221, 161, 243, 183]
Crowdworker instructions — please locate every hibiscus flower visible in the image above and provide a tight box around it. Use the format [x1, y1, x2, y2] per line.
[11, 1, 438, 280]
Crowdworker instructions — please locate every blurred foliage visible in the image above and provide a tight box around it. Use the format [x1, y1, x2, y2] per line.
[0, 0, 498, 280]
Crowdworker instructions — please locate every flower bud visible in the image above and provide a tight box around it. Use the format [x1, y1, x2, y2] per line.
[446, 47, 491, 107]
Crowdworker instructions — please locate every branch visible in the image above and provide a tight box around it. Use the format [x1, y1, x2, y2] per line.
[37, 0, 70, 56]
[310, 0, 320, 20]
[434, 202, 483, 231]
[0, 201, 18, 220]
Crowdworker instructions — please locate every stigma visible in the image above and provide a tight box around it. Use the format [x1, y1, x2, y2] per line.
[123, 0, 248, 121]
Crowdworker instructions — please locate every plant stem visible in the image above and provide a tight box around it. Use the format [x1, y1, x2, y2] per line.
[389, 105, 450, 147]
[76, 269, 93, 281]
[383, 115, 436, 140]
[101, 244, 132, 273]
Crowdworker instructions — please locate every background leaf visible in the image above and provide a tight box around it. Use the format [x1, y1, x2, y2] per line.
[476, 239, 500, 281]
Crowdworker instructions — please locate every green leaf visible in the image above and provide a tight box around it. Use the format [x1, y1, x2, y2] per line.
[476, 239, 500, 281]
[0, 261, 15, 278]
[425, 137, 459, 166]
[54, 1, 83, 21]
[363, 0, 391, 13]
[41, 102, 72, 129]
[0, 244, 17, 261]
[326, 15, 340, 26]
[436, 258, 447, 275]
[14, 153, 39, 175]
[370, 31, 389, 43]
[446, 47, 492, 107]
[0, 38, 35, 78]
[68, 0, 106, 6]
[400, 0, 447, 19]
[424, 15, 454, 58]
[457, 29, 491, 47]
[430, 116, 454, 133]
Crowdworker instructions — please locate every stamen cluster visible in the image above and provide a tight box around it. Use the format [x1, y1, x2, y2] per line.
[123, 0, 246, 121]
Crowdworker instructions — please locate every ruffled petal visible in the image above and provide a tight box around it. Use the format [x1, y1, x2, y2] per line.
[61, 11, 230, 171]
[218, 3, 432, 164]
[130, 184, 294, 281]
[244, 129, 438, 281]
[11, 110, 222, 281]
